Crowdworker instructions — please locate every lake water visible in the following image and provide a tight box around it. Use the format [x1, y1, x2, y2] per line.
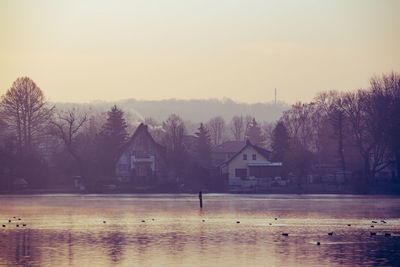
[0, 194, 399, 267]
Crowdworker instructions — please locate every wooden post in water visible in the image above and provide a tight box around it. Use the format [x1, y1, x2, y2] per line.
[199, 191, 203, 208]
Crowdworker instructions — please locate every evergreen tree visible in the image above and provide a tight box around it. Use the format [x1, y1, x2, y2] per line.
[245, 118, 265, 147]
[271, 121, 290, 162]
[97, 105, 128, 177]
[195, 123, 211, 168]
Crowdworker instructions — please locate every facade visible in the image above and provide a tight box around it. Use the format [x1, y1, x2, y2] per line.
[115, 123, 167, 184]
[219, 141, 282, 189]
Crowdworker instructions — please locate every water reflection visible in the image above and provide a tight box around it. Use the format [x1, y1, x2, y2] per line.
[0, 194, 399, 266]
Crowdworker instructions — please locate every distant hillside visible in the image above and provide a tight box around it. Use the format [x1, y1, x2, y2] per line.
[53, 98, 289, 124]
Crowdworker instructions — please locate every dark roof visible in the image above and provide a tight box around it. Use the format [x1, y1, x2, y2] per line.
[117, 123, 165, 159]
[212, 141, 246, 154]
[252, 145, 271, 160]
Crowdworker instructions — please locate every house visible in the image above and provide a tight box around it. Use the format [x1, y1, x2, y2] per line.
[219, 140, 282, 189]
[115, 123, 167, 185]
[211, 141, 246, 167]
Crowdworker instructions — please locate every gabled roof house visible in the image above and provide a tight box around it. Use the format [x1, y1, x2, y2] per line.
[218, 140, 282, 189]
[115, 123, 167, 185]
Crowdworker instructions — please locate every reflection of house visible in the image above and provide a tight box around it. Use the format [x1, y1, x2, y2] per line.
[115, 123, 167, 184]
[218, 140, 282, 189]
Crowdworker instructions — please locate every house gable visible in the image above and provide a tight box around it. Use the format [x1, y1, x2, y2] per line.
[223, 140, 270, 166]
[224, 144, 271, 179]
[219, 141, 282, 187]
[211, 141, 246, 166]
[115, 123, 166, 182]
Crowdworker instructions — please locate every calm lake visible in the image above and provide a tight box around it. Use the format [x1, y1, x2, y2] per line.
[0, 194, 399, 266]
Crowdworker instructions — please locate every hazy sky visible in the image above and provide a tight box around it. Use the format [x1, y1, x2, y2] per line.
[1, 0, 399, 104]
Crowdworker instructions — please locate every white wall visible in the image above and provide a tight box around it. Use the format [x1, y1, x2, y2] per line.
[227, 146, 269, 182]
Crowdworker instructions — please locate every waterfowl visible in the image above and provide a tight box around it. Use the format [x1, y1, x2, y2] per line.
[316, 242, 320, 245]
[372, 221, 377, 223]
[371, 225, 374, 228]
[141, 220, 145, 223]
[2, 225, 5, 227]
[282, 233, 289, 236]
[385, 233, 391, 237]
[328, 232, 333, 236]
[103, 221, 106, 223]
[236, 221, 240, 224]
[347, 224, 351, 226]
[370, 232, 376, 236]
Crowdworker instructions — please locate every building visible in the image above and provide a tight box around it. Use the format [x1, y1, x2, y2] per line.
[218, 140, 282, 189]
[211, 141, 246, 167]
[115, 123, 167, 185]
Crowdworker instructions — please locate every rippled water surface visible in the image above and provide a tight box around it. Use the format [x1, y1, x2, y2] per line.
[1, 194, 400, 266]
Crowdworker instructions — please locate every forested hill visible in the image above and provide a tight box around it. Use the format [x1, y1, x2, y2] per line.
[53, 98, 290, 123]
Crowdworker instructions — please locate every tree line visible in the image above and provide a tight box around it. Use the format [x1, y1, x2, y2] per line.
[0, 73, 399, 192]
[274, 72, 400, 189]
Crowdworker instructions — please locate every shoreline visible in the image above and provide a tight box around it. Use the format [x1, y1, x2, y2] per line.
[1, 185, 400, 195]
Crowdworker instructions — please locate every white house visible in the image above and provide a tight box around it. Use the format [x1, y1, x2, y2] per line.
[219, 140, 282, 189]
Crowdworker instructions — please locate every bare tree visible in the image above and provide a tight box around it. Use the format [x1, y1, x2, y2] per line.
[315, 91, 348, 181]
[0, 77, 53, 152]
[375, 72, 400, 180]
[162, 114, 187, 180]
[230, 115, 254, 141]
[207, 116, 225, 147]
[262, 121, 275, 150]
[162, 114, 186, 153]
[230, 115, 244, 141]
[342, 87, 391, 183]
[281, 102, 315, 150]
[244, 115, 253, 139]
[50, 109, 88, 181]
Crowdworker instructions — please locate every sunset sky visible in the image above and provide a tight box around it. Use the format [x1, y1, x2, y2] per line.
[1, 0, 399, 104]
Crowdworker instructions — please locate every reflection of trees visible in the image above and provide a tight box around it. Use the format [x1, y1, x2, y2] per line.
[15, 230, 33, 266]
[68, 232, 73, 267]
[100, 231, 126, 265]
[1, 220, 400, 266]
[0, 229, 39, 266]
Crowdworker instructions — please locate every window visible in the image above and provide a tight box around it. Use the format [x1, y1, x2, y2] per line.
[235, 168, 247, 178]
[243, 154, 247, 160]
[252, 154, 256, 160]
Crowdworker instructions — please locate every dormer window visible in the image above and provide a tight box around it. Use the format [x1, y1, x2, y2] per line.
[252, 154, 256, 160]
[243, 154, 247, 160]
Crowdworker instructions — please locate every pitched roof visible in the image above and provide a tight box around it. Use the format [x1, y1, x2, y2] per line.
[252, 145, 271, 160]
[212, 141, 246, 153]
[117, 123, 165, 159]
[221, 140, 272, 166]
